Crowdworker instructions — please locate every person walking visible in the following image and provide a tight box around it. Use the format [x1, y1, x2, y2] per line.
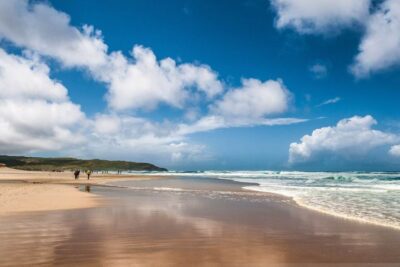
[74, 169, 80, 179]
[85, 169, 92, 180]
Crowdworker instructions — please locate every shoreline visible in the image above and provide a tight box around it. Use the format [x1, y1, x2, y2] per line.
[1, 167, 399, 232]
[115, 172, 400, 232]
[243, 184, 400, 231]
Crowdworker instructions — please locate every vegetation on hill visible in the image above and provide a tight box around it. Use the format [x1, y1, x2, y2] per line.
[0, 155, 167, 172]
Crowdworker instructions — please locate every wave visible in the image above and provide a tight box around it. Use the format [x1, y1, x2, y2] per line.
[244, 184, 400, 230]
[135, 170, 400, 182]
[120, 170, 400, 230]
[142, 170, 400, 231]
[153, 187, 184, 192]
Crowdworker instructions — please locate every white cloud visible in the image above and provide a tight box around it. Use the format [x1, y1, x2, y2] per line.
[0, 99, 85, 153]
[0, 0, 108, 69]
[316, 97, 341, 107]
[0, 49, 85, 154]
[271, 0, 400, 78]
[87, 108, 306, 164]
[93, 114, 122, 135]
[175, 78, 304, 135]
[104, 46, 223, 111]
[389, 145, 400, 157]
[0, 49, 67, 101]
[289, 115, 398, 163]
[309, 63, 327, 79]
[351, 0, 400, 77]
[211, 78, 291, 119]
[271, 0, 371, 34]
[178, 116, 306, 135]
[0, 1, 223, 112]
[87, 114, 209, 164]
[0, 0, 308, 165]
[86, 75, 303, 162]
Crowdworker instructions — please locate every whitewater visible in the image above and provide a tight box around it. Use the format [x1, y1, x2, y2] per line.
[130, 170, 400, 230]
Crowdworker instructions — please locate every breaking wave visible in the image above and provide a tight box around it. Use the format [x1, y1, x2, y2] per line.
[133, 170, 400, 229]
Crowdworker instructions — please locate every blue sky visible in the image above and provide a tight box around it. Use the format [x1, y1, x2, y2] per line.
[1, 0, 400, 170]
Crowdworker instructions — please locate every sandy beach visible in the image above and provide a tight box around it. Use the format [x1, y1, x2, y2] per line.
[1, 171, 400, 266]
[2, 0, 400, 265]
[0, 167, 157, 215]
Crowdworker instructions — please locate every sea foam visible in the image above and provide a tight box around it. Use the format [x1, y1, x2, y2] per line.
[135, 170, 400, 230]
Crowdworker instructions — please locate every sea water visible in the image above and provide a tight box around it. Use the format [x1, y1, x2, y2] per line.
[131, 170, 400, 229]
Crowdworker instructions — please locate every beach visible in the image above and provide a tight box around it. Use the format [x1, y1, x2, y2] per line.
[0, 167, 159, 214]
[2, 0, 400, 265]
[1, 169, 400, 266]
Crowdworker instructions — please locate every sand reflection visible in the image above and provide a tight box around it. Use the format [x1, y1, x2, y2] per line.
[1, 182, 400, 266]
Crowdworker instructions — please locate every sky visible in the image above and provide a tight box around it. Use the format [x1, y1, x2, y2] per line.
[1, 0, 400, 171]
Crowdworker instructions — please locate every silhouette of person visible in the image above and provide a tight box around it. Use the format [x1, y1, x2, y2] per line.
[74, 170, 80, 179]
[85, 169, 92, 180]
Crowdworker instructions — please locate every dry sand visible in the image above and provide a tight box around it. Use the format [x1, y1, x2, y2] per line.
[0, 167, 156, 215]
[0, 183, 98, 214]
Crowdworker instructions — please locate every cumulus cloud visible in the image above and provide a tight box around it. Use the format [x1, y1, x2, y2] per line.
[93, 114, 122, 135]
[271, 0, 400, 78]
[0, 0, 108, 68]
[350, 0, 400, 77]
[87, 114, 210, 164]
[174, 78, 305, 135]
[81, 76, 300, 163]
[0, 0, 296, 119]
[0, 0, 307, 165]
[289, 115, 398, 163]
[89, 110, 306, 162]
[104, 46, 223, 111]
[271, 0, 371, 34]
[0, 48, 85, 154]
[87, 78, 300, 162]
[76, 102, 305, 165]
[0, 0, 223, 112]
[0, 99, 85, 153]
[211, 79, 290, 119]
[0, 49, 67, 101]
[389, 145, 400, 157]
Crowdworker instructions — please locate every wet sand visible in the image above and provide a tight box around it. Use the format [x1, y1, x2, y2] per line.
[1, 176, 400, 266]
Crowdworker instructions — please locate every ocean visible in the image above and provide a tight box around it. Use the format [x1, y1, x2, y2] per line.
[127, 170, 400, 229]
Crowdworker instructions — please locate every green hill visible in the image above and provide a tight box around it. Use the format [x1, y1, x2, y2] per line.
[0, 155, 167, 172]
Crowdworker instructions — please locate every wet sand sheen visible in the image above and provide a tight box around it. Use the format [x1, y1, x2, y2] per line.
[1, 177, 400, 266]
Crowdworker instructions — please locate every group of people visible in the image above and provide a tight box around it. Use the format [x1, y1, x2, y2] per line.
[74, 169, 92, 180]
[73, 169, 123, 179]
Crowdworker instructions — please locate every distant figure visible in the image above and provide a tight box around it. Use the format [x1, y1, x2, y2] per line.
[74, 170, 80, 179]
[85, 169, 92, 180]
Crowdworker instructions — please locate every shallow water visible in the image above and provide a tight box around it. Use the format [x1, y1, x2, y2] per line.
[1, 177, 400, 266]
[134, 171, 400, 229]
